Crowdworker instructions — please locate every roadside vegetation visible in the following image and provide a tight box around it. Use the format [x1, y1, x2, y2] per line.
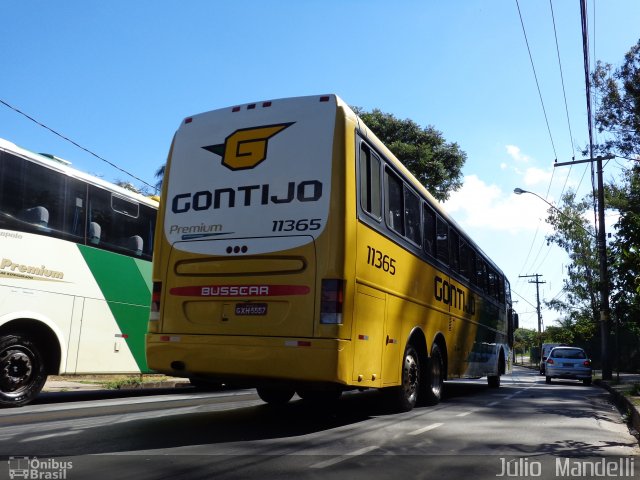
[516, 38, 640, 372]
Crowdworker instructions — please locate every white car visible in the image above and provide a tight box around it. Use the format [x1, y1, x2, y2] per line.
[545, 347, 592, 386]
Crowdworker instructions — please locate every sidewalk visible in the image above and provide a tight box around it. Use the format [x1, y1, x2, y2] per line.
[42, 375, 191, 393]
[595, 372, 640, 438]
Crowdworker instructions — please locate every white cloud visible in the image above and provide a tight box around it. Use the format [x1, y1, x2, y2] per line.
[523, 166, 552, 186]
[506, 145, 531, 163]
[444, 174, 553, 235]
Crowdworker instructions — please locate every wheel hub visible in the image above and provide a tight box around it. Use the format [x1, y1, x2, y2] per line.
[404, 355, 418, 396]
[1, 350, 33, 391]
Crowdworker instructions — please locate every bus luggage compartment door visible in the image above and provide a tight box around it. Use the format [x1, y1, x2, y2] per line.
[162, 238, 316, 338]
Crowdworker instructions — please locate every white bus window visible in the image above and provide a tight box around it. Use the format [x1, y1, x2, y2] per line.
[88, 185, 154, 259]
[0, 152, 64, 237]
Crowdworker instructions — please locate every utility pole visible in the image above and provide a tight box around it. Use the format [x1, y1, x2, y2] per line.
[519, 274, 546, 361]
[555, 154, 614, 380]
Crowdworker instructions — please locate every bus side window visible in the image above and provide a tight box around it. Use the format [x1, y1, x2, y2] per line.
[460, 239, 470, 279]
[359, 143, 382, 220]
[423, 204, 436, 257]
[468, 248, 478, 285]
[476, 256, 487, 293]
[0, 152, 65, 237]
[450, 229, 460, 272]
[62, 179, 87, 243]
[404, 186, 421, 246]
[385, 168, 404, 236]
[435, 215, 449, 265]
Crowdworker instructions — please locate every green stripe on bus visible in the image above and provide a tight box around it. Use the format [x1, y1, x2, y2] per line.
[77, 245, 152, 372]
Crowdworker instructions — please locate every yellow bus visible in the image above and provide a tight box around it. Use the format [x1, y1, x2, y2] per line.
[146, 94, 517, 411]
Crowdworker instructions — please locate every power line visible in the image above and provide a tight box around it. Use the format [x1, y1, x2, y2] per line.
[0, 98, 155, 192]
[515, 0, 559, 162]
[549, 0, 577, 195]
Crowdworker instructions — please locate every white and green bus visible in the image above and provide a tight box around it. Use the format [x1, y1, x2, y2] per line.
[0, 138, 157, 407]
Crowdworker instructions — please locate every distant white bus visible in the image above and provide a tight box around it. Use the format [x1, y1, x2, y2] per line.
[0, 138, 157, 407]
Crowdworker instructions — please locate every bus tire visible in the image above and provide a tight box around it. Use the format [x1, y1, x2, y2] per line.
[256, 386, 295, 405]
[389, 344, 421, 412]
[422, 343, 444, 405]
[0, 334, 48, 408]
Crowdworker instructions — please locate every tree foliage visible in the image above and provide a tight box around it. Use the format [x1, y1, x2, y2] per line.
[354, 108, 466, 201]
[592, 38, 640, 158]
[514, 328, 538, 357]
[607, 166, 640, 335]
[544, 191, 599, 343]
[544, 38, 640, 368]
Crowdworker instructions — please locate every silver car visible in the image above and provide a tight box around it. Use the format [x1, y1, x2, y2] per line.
[545, 347, 592, 386]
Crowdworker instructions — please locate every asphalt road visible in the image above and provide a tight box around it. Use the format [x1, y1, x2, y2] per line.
[0, 367, 637, 480]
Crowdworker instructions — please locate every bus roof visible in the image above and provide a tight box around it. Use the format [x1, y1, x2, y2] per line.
[0, 137, 158, 208]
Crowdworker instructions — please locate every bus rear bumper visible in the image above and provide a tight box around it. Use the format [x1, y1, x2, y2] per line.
[146, 334, 350, 386]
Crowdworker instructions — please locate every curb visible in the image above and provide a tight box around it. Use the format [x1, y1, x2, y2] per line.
[595, 379, 640, 438]
[42, 377, 191, 393]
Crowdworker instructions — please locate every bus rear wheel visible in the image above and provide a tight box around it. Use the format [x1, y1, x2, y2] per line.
[256, 386, 295, 405]
[422, 343, 444, 405]
[388, 344, 421, 412]
[0, 334, 48, 407]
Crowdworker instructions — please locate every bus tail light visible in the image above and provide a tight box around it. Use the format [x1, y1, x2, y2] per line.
[320, 279, 344, 324]
[150, 282, 162, 322]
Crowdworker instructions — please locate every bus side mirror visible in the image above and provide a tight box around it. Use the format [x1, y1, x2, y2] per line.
[514, 313, 519, 330]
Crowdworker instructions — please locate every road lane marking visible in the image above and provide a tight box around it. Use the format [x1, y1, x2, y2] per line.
[20, 430, 81, 442]
[456, 410, 476, 417]
[408, 422, 444, 436]
[309, 445, 379, 469]
[487, 401, 500, 406]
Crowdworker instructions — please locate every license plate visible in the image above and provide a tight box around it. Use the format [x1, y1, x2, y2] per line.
[235, 303, 267, 316]
[563, 363, 574, 367]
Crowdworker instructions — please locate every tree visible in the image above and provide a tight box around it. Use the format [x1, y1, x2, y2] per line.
[543, 191, 599, 348]
[591, 38, 640, 369]
[592, 38, 640, 158]
[514, 328, 538, 363]
[115, 180, 144, 194]
[154, 165, 165, 193]
[353, 108, 466, 201]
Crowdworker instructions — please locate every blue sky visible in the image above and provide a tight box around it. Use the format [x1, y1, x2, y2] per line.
[2, 1, 639, 330]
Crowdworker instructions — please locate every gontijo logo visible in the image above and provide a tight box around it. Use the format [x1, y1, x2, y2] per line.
[203, 123, 294, 171]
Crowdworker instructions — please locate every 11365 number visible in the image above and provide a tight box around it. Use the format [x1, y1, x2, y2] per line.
[366, 246, 396, 275]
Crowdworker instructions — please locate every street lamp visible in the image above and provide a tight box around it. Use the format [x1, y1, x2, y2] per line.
[513, 188, 595, 238]
[514, 186, 611, 380]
